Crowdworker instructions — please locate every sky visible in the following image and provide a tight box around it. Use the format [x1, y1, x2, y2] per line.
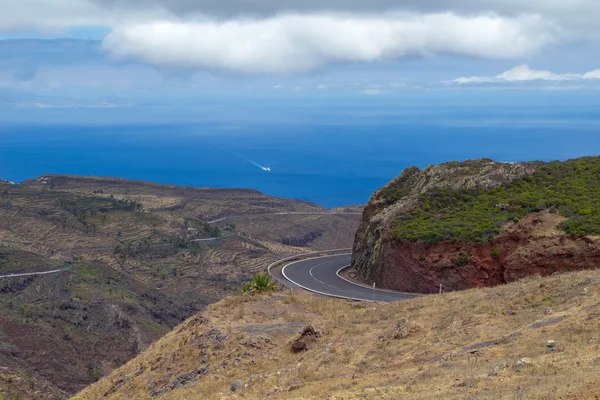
[1, 0, 600, 113]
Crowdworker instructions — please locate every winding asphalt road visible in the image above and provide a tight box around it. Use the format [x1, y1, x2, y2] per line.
[281, 254, 421, 302]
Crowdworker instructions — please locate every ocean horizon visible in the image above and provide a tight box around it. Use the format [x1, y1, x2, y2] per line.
[2, 103, 599, 208]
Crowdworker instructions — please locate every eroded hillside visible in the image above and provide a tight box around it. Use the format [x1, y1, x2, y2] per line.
[351, 157, 600, 293]
[0, 176, 361, 398]
[79, 267, 600, 399]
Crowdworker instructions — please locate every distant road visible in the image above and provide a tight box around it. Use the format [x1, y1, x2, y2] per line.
[209, 212, 362, 221]
[281, 254, 420, 302]
[189, 233, 236, 242]
[207, 217, 227, 224]
[0, 269, 64, 279]
[273, 212, 362, 215]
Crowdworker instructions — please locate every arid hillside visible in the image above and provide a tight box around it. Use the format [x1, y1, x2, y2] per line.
[0, 175, 361, 399]
[351, 157, 600, 293]
[79, 267, 600, 400]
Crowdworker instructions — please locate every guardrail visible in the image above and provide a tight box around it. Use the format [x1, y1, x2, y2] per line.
[267, 248, 352, 288]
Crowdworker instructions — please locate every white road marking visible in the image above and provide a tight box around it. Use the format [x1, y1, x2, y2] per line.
[309, 261, 342, 290]
[281, 255, 376, 302]
[281, 254, 422, 302]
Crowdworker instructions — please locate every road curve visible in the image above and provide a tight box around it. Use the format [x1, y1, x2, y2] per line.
[281, 254, 420, 302]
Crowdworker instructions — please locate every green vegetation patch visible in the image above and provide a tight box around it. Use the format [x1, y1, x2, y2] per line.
[71, 260, 102, 280]
[241, 272, 275, 295]
[0, 247, 52, 273]
[393, 157, 600, 243]
[57, 195, 142, 225]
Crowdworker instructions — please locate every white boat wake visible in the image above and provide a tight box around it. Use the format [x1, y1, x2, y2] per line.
[248, 160, 271, 172]
[228, 150, 271, 172]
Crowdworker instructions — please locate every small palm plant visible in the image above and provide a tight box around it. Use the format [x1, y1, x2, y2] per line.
[241, 272, 276, 294]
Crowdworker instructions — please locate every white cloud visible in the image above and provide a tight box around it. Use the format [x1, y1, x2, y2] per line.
[1, 0, 598, 81]
[497, 65, 577, 81]
[453, 64, 600, 84]
[0, 0, 169, 33]
[103, 13, 556, 74]
[452, 76, 493, 84]
[584, 70, 600, 79]
[38, 0, 600, 34]
[361, 89, 385, 95]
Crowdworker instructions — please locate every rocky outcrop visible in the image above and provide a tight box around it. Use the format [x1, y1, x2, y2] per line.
[351, 159, 600, 293]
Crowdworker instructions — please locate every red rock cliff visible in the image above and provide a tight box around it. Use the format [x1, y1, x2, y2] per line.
[350, 159, 600, 293]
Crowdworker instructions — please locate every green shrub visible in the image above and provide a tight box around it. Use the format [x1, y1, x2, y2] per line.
[89, 369, 102, 381]
[393, 157, 600, 243]
[491, 249, 501, 259]
[87, 362, 103, 381]
[241, 272, 275, 295]
[541, 295, 553, 304]
[453, 252, 470, 267]
[21, 304, 34, 318]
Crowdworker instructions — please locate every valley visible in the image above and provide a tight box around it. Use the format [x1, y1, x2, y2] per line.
[0, 175, 361, 398]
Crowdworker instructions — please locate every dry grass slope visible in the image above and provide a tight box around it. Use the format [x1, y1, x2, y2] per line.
[80, 268, 600, 400]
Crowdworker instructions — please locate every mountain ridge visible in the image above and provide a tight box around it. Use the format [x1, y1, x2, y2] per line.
[351, 156, 600, 293]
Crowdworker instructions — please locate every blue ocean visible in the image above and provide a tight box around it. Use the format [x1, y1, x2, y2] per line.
[2, 99, 599, 208]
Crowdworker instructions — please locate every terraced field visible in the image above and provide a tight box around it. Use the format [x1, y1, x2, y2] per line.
[0, 175, 362, 399]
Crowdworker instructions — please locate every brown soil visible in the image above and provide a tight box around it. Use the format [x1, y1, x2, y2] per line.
[360, 211, 600, 294]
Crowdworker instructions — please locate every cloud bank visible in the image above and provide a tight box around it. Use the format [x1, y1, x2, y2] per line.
[91, 0, 600, 26]
[103, 13, 555, 74]
[454, 65, 600, 84]
[1, 0, 598, 79]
